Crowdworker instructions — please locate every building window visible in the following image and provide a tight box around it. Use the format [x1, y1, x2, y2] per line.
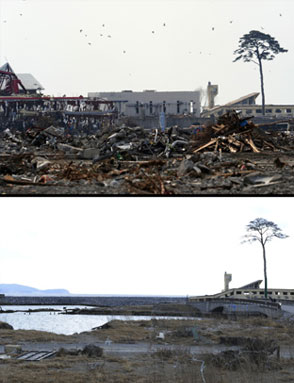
[163, 101, 166, 113]
[266, 109, 272, 113]
[286, 108, 292, 113]
[190, 100, 194, 113]
[149, 101, 153, 114]
[135, 101, 139, 114]
[256, 109, 262, 113]
[246, 109, 252, 114]
[283, 292, 288, 295]
[275, 109, 282, 113]
[177, 101, 180, 114]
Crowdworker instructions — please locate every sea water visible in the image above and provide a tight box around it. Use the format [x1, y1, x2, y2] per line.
[0, 305, 193, 335]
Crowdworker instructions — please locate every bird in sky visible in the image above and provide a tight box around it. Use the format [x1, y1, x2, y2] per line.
[229, 20, 233, 23]
[152, 30, 155, 34]
[163, 23, 166, 26]
[3, 20, 7, 23]
[85, 34, 88, 37]
[100, 34, 103, 37]
[212, 27, 214, 31]
[19, 13, 23, 16]
[279, 13, 282, 16]
[123, 50, 126, 54]
[102, 24, 105, 27]
[88, 42, 92, 46]
[80, 29, 83, 32]
[107, 35, 111, 38]
[261, 26, 264, 30]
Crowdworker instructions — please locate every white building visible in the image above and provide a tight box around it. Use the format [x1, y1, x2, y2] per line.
[88, 90, 201, 117]
[201, 91, 294, 119]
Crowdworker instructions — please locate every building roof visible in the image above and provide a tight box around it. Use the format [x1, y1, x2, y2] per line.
[201, 92, 260, 116]
[17, 73, 44, 91]
[224, 92, 260, 107]
[239, 280, 263, 289]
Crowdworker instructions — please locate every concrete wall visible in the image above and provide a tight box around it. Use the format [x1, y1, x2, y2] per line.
[88, 90, 201, 117]
[190, 298, 282, 318]
[120, 115, 211, 129]
[203, 105, 294, 119]
[0, 296, 281, 318]
[0, 295, 186, 307]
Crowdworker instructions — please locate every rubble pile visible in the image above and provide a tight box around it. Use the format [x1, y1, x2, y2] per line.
[0, 111, 293, 194]
[191, 110, 288, 153]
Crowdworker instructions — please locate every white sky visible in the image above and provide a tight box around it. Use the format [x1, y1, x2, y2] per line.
[0, 0, 292, 105]
[0, 197, 293, 296]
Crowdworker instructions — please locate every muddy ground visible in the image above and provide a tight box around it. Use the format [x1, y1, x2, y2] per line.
[1, 316, 294, 382]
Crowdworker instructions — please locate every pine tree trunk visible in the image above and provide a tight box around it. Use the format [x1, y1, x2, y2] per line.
[262, 243, 267, 299]
[258, 57, 265, 116]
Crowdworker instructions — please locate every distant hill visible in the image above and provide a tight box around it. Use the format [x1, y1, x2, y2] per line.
[0, 284, 70, 296]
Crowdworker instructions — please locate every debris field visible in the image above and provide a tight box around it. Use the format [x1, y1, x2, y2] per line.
[1, 110, 294, 195]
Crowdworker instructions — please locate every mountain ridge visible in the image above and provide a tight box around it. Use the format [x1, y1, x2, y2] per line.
[0, 284, 70, 295]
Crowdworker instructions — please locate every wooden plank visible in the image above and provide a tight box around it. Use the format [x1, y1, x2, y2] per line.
[263, 140, 277, 151]
[228, 136, 241, 147]
[211, 124, 226, 133]
[193, 138, 217, 153]
[244, 136, 260, 153]
[17, 351, 57, 361]
[228, 145, 237, 153]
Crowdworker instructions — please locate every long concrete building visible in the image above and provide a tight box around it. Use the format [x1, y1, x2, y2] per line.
[201, 90, 294, 119]
[190, 273, 294, 302]
[88, 90, 201, 117]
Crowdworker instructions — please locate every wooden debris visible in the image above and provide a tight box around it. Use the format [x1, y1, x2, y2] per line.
[16, 351, 57, 361]
[193, 138, 217, 153]
[191, 110, 283, 154]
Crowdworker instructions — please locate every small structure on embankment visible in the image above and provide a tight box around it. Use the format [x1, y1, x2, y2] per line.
[190, 272, 294, 302]
[188, 273, 287, 318]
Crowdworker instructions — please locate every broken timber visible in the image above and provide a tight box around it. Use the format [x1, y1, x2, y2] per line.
[191, 110, 286, 154]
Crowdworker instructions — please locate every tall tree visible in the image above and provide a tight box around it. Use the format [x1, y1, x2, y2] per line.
[233, 30, 288, 115]
[242, 218, 288, 299]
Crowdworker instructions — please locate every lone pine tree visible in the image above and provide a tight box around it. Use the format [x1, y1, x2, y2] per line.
[233, 30, 287, 116]
[242, 218, 288, 299]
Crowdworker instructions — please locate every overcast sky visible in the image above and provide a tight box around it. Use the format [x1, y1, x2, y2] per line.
[0, 0, 292, 106]
[0, 197, 292, 297]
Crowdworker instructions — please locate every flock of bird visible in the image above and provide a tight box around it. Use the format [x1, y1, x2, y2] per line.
[1, 8, 284, 57]
[78, 22, 169, 53]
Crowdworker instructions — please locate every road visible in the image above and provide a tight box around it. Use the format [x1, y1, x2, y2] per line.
[1, 341, 292, 358]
